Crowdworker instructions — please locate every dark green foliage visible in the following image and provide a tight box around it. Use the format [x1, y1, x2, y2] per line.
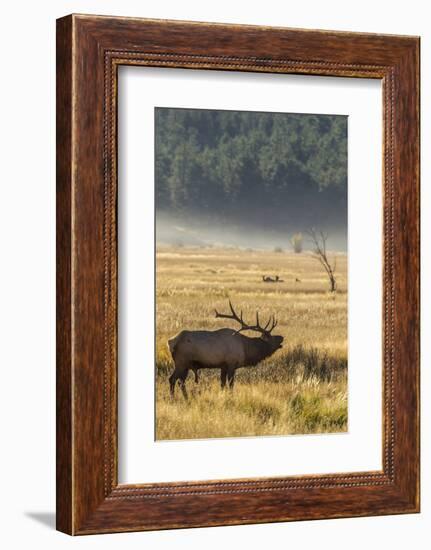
[155, 108, 347, 232]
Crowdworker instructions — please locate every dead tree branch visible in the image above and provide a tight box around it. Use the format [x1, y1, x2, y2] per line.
[307, 228, 337, 292]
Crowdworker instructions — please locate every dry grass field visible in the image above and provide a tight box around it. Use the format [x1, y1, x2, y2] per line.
[155, 245, 348, 440]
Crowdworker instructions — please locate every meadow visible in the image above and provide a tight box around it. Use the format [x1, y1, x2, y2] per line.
[155, 245, 348, 440]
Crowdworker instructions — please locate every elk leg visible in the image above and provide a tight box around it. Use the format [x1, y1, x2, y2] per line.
[179, 373, 189, 400]
[169, 371, 178, 397]
[227, 369, 235, 389]
[192, 368, 199, 384]
[220, 367, 227, 389]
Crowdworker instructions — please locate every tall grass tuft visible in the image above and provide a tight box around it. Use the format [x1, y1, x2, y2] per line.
[155, 345, 347, 440]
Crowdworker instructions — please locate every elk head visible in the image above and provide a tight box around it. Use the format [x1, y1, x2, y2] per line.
[215, 300, 283, 352]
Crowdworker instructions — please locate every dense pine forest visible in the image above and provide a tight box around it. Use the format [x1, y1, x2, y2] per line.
[155, 107, 347, 249]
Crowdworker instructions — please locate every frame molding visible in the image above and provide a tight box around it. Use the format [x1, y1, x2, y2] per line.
[57, 14, 420, 534]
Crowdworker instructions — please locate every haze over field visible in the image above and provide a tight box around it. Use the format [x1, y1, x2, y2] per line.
[156, 212, 347, 252]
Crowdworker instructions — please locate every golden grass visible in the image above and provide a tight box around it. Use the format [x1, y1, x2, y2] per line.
[155, 245, 348, 440]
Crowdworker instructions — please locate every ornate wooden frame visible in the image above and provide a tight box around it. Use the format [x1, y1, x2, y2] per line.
[56, 14, 420, 535]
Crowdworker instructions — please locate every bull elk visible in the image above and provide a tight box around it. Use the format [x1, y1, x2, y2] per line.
[167, 301, 283, 398]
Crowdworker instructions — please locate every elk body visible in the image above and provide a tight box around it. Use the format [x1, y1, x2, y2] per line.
[262, 275, 284, 283]
[167, 301, 283, 398]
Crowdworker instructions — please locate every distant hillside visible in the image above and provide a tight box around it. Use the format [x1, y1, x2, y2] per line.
[155, 107, 347, 237]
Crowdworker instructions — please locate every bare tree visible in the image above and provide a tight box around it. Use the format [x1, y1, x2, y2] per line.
[307, 229, 337, 292]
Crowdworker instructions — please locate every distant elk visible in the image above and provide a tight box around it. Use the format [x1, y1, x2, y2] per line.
[167, 301, 283, 398]
[262, 275, 284, 283]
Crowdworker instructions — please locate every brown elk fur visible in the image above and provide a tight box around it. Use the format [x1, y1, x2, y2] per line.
[168, 328, 283, 398]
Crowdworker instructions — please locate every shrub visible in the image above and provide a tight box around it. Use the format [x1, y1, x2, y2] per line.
[290, 233, 303, 253]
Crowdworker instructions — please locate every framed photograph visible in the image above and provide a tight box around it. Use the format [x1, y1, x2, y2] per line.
[56, 14, 420, 535]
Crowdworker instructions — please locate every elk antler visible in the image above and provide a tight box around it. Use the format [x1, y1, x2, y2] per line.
[215, 300, 277, 336]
